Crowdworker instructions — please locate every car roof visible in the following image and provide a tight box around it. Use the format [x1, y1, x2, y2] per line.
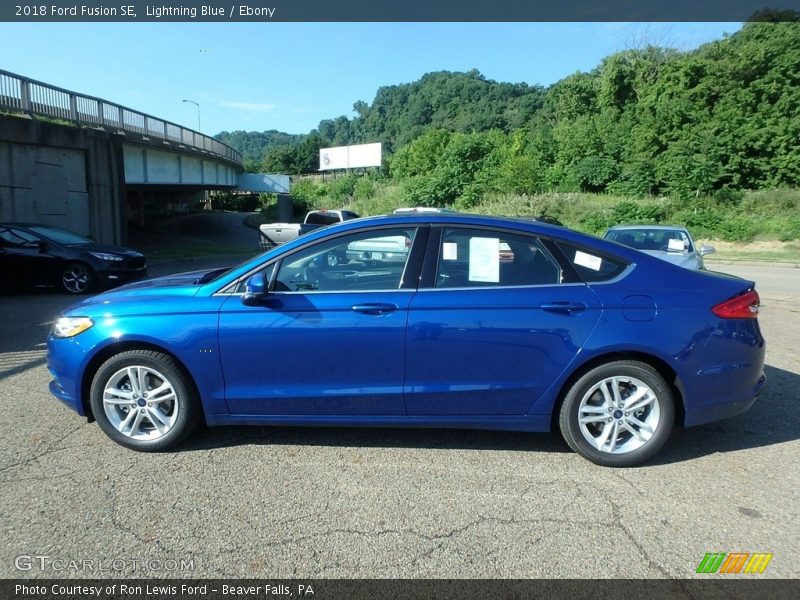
[393, 207, 458, 213]
[380, 212, 563, 226]
[325, 213, 578, 244]
[606, 224, 689, 231]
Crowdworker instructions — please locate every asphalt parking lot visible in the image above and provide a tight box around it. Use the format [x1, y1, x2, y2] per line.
[0, 260, 797, 579]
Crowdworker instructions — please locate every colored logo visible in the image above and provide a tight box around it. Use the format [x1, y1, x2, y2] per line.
[696, 552, 773, 574]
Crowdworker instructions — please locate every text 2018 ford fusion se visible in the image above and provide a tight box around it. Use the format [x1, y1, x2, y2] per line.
[46, 213, 765, 467]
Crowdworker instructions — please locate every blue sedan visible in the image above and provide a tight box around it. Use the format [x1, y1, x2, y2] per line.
[46, 213, 766, 466]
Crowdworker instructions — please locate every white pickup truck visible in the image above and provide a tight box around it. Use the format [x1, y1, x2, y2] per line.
[259, 209, 360, 248]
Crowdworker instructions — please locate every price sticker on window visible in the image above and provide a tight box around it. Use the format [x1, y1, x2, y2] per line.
[574, 250, 603, 271]
[469, 237, 500, 282]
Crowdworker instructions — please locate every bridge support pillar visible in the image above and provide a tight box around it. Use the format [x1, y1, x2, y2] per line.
[277, 194, 293, 222]
[0, 115, 125, 245]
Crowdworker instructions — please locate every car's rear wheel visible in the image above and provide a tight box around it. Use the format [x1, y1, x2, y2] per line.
[62, 262, 96, 294]
[89, 350, 200, 451]
[558, 360, 674, 467]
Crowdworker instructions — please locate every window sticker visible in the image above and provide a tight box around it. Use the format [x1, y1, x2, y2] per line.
[667, 238, 685, 251]
[469, 237, 500, 282]
[442, 242, 458, 261]
[574, 250, 603, 271]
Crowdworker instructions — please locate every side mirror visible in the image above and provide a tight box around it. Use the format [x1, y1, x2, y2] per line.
[699, 245, 716, 256]
[241, 272, 268, 306]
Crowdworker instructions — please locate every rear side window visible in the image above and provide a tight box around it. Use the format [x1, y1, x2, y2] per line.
[556, 242, 628, 283]
[435, 228, 560, 288]
[305, 212, 342, 225]
[0, 227, 40, 246]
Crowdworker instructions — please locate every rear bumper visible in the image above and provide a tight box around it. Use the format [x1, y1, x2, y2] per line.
[680, 316, 766, 427]
[683, 371, 766, 427]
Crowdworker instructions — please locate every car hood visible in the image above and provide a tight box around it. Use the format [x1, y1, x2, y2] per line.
[62, 269, 219, 315]
[71, 242, 144, 257]
[640, 250, 699, 269]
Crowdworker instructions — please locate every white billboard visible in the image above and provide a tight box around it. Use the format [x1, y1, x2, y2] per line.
[319, 146, 349, 170]
[319, 143, 382, 171]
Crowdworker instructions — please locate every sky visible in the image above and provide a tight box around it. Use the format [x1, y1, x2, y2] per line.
[0, 22, 741, 136]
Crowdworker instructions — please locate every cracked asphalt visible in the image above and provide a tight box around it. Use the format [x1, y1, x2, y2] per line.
[0, 261, 797, 579]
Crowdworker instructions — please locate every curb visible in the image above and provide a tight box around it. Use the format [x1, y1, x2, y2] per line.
[705, 259, 800, 268]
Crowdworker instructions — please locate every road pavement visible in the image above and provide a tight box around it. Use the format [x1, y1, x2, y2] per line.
[163, 211, 260, 247]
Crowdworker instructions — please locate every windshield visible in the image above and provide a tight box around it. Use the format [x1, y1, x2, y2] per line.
[606, 229, 693, 252]
[29, 225, 93, 245]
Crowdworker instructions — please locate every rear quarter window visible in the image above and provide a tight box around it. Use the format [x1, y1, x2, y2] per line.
[556, 242, 629, 283]
[305, 213, 341, 225]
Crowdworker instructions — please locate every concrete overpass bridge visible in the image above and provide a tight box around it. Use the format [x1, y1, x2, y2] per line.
[0, 69, 288, 244]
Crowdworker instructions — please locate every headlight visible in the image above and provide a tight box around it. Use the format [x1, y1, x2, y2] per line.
[89, 252, 124, 262]
[52, 317, 94, 338]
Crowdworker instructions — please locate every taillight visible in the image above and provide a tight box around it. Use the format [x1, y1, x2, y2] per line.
[712, 289, 760, 319]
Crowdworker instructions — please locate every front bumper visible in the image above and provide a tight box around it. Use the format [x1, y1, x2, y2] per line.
[96, 266, 148, 287]
[46, 335, 91, 417]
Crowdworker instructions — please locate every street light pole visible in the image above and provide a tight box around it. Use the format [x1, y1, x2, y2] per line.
[182, 99, 201, 132]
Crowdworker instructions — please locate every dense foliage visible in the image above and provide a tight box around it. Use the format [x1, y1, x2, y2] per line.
[214, 129, 302, 170]
[220, 22, 800, 203]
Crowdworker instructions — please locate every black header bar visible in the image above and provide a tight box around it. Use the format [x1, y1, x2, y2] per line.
[1, 1, 800, 22]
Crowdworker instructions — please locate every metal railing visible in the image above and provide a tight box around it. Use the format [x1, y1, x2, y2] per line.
[0, 68, 242, 166]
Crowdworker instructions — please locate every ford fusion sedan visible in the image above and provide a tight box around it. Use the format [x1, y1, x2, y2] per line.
[46, 213, 764, 466]
[604, 225, 715, 270]
[0, 223, 147, 294]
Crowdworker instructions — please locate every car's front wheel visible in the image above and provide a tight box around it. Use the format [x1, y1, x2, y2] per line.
[558, 360, 674, 467]
[89, 350, 201, 451]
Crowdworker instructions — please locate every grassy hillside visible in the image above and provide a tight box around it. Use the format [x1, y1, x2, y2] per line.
[283, 178, 800, 250]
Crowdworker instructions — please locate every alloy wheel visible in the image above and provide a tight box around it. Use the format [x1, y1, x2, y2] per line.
[577, 375, 661, 455]
[62, 265, 91, 293]
[102, 366, 179, 441]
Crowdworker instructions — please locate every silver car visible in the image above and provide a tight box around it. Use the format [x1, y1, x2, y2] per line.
[603, 225, 715, 270]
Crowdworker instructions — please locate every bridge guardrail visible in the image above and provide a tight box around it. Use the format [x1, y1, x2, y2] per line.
[0, 68, 242, 167]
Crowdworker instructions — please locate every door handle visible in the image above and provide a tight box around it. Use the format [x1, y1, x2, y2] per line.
[351, 303, 398, 315]
[540, 301, 588, 314]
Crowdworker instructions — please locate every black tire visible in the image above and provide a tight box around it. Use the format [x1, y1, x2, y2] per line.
[89, 350, 201, 451]
[558, 360, 674, 467]
[61, 262, 96, 295]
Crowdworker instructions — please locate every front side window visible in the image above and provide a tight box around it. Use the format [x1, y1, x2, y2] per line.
[435, 228, 560, 288]
[274, 228, 416, 292]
